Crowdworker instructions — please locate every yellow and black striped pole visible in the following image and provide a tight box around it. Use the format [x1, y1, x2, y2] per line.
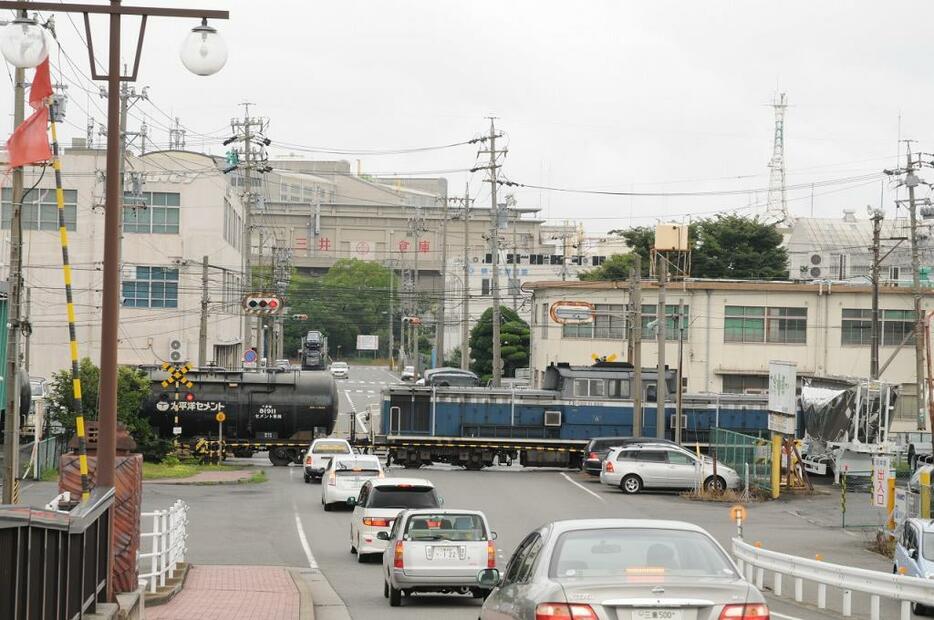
[49, 115, 90, 502]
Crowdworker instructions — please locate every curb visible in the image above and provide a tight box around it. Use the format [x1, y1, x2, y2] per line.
[290, 567, 352, 620]
[144, 471, 261, 485]
[143, 561, 191, 607]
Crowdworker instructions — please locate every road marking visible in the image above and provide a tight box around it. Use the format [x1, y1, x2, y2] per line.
[560, 472, 605, 502]
[292, 501, 318, 569]
[771, 614, 804, 620]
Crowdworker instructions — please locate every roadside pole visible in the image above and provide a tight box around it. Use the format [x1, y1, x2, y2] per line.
[656, 257, 667, 439]
[675, 299, 684, 445]
[630, 255, 642, 436]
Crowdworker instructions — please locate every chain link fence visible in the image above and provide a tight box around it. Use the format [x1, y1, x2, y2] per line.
[709, 428, 772, 495]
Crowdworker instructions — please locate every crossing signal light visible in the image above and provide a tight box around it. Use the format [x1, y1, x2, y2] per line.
[242, 293, 284, 316]
[185, 392, 195, 402]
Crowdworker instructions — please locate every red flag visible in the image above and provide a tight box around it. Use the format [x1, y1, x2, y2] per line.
[8, 107, 51, 168]
[28, 59, 51, 110]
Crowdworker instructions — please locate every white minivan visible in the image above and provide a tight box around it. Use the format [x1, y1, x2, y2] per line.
[349, 478, 441, 562]
[303, 437, 352, 483]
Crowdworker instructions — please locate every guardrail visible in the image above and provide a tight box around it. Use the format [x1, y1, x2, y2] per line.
[139, 500, 189, 593]
[733, 536, 934, 620]
[0, 486, 114, 620]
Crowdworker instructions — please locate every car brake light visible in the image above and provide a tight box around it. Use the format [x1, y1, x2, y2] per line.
[363, 517, 391, 527]
[535, 603, 598, 619]
[588, 452, 598, 460]
[604, 460, 614, 473]
[394, 541, 404, 568]
[328, 473, 336, 486]
[304, 455, 312, 465]
[487, 540, 496, 568]
[719, 603, 770, 620]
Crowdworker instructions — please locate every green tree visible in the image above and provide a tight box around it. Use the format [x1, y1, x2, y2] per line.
[579, 254, 636, 281]
[46, 358, 165, 459]
[468, 306, 530, 383]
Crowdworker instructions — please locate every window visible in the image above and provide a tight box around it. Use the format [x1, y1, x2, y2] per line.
[884, 310, 916, 346]
[766, 307, 807, 344]
[607, 379, 631, 399]
[667, 451, 695, 466]
[1, 188, 77, 231]
[724, 306, 764, 342]
[594, 303, 626, 339]
[541, 303, 548, 339]
[841, 308, 872, 345]
[634, 450, 667, 462]
[721, 374, 769, 394]
[889, 266, 901, 281]
[223, 198, 241, 249]
[573, 379, 605, 397]
[481, 278, 490, 296]
[122, 266, 179, 308]
[515, 536, 544, 583]
[122, 191, 180, 234]
[504, 534, 539, 584]
[642, 304, 689, 340]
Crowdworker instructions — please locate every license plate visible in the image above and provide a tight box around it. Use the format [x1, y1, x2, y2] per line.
[427, 546, 466, 561]
[635, 611, 682, 620]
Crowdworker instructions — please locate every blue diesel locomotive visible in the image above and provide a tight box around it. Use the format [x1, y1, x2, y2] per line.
[378, 362, 769, 469]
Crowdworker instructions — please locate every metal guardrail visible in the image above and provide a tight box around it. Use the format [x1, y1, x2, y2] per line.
[0, 486, 115, 620]
[733, 537, 934, 620]
[138, 500, 189, 593]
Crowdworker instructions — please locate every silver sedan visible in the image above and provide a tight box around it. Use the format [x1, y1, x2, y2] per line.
[477, 518, 768, 620]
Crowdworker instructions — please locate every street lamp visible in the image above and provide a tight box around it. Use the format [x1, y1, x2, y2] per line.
[179, 18, 227, 76]
[0, 14, 48, 68]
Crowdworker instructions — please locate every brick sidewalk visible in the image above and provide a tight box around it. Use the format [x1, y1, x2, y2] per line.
[147, 566, 301, 620]
[145, 470, 255, 485]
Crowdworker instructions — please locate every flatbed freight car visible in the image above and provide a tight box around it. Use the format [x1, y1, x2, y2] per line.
[138, 365, 338, 465]
[367, 362, 770, 469]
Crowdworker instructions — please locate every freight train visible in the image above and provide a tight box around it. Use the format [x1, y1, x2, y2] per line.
[138, 365, 338, 465]
[300, 330, 328, 370]
[371, 361, 770, 469]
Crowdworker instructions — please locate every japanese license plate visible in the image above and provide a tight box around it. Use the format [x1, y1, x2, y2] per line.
[634, 611, 682, 620]
[427, 546, 466, 561]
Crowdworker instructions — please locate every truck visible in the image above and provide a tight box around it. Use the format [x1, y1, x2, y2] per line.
[300, 330, 328, 371]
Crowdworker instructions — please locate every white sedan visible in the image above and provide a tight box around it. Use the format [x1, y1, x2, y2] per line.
[330, 362, 349, 379]
[321, 454, 383, 511]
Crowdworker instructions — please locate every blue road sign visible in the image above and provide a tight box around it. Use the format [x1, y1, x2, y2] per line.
[243, 349, 258, 363]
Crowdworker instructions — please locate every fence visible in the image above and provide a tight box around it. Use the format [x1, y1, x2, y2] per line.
[733, 536, 934, 620]
[139, 500, 189, 593]
[709, 427, 772, 494]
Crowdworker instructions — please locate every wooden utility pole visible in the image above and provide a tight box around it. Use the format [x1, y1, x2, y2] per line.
[656, 257, 668, 439]
[630, 255, 643, 437]
[199, 255, 209, 366]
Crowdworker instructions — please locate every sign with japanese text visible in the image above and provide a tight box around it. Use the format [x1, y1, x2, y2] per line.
[357, 335, 379, 351]
[872, 456, 892, 508]
[156, 400, 226, 414]
[767, 361, 796, 415]
[549, 301, 595, 324]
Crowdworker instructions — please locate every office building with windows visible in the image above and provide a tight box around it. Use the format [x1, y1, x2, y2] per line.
[526, 279, 934, 430]
[0, 143, 244, 379]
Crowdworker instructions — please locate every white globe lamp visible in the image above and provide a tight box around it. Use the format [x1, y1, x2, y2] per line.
[0, 16, 49, 69]
[179, 18, 227, 76]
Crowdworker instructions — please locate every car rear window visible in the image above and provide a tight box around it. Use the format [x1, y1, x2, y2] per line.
[591, 439, 625, 451]
[313, 441, 351, 454]
[405, 513, 486, 541]
[549, 528, 735, 579]
[368, 486, 439, 509]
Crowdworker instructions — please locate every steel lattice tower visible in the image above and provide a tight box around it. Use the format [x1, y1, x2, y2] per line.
[766, 92, 788, 222]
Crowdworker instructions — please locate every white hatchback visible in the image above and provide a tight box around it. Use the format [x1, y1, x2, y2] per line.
[349, 478, 441, 562]
[600, 444, 741, 493]
[321, 454, 383, 511]
[380, 509, 496, 607]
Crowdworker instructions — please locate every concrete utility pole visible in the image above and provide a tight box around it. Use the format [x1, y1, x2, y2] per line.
[437, 194, 449, 365]
[2, 63, 25, 505]
[675, 299, 685, 445]
[476, 118, 505, 386]
[630, 254, 642, 437]
[870, 209, 883, 380]
[199, 255, 209, 366]
[906, 155, 926, 430]
[388, 256, 394, 369]
[512, 205, 519, 312]
[656, 257, 668, 439]
[461, 187, 471, 371]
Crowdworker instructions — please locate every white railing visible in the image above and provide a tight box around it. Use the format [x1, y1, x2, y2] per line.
[138, 500, 189, 593]
[733, 537, 934, 620]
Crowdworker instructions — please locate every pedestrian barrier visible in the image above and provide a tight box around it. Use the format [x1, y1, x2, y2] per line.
[138, 500, 189, 593]
[733, 536, 934, 620]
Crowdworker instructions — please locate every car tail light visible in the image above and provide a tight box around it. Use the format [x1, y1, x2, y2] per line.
[719, 603, 770, 620]
[604, 460, 614, 473]
[487, 540, 496, 568]
[363, 517, 391, 527]
[304, 455, 312, 465]
[393, 541, 404, 568]
[535, 603, 598, 619]
[588, 451, 598, 460]
[328, 473, 336, 486]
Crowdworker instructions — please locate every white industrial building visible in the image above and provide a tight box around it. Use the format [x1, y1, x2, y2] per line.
[0, 144, 245, 379]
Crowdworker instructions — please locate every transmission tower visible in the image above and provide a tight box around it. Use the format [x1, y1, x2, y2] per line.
[766, 92, 788, 222]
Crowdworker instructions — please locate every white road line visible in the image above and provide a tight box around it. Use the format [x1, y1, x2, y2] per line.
[560, 473, 605, 502]
[292, 502, 318, 569]
[771, 614, 804, 620]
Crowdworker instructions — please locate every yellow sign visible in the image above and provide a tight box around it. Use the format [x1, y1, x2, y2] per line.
[730, 504, 747, 523]
[162, 362, 194, 389]
[216, 412, 226, 423]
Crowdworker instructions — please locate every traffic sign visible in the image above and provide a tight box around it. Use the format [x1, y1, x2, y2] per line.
[216, 412, 226, 423]
[243, 349, 258, 363]
[160, 361, 194, 389]
[242, 293, 285, 316]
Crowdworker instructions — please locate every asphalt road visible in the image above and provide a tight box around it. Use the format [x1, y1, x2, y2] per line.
[16, 365, 922, 619]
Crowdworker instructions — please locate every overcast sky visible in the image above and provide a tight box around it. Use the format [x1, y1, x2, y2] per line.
[3, 0, 934, 235]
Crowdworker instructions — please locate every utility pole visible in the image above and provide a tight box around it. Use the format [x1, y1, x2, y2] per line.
[199, 255, 209, 366]
[461, 187, 471, 371]
[906, 154, 926, 431]
[2, 63, 25, 505]
[388, 256, 394, 370]
[437, 194, 449, 366]
[512, 202, 519, 312]
[656, 257, 668, 440]
[630, 254, 643, 437]
[870, 209, 883, 380]
[675, 299, 685, 445]
[474, 118, 505, 386]
[23, 288, 30, 374]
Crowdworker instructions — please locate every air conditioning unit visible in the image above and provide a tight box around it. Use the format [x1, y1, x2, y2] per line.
[544, 410, 562, 427]
[168, 338, 186, 364]
[669, 414, 688, 429]
[806, 253, 823, 279]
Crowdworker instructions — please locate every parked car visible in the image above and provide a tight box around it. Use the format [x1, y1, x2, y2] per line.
[477, 519, 768, 620]
[401, 365, 416, 382]
[349, 478, 441, 562]
[380, 509, 496, 606]
[330, 361, 349, 379]
[894, 517, 934, 615]
[303, 437, 352, 483]
[321, 454, 383, 511]
[582, 437, 680, 476]
[600, 444, 740, 493]
[420, 367, 480, 387]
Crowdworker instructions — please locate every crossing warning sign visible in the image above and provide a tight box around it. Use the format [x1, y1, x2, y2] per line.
[161, 361, 194, 389]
